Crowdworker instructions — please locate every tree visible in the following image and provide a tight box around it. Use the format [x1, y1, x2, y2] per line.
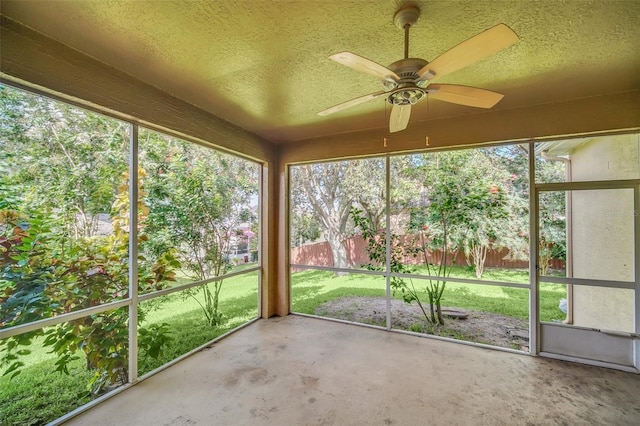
[483, 144, 530, 266]
[291, 158, 385, 270]
[0, 84, 128, 240]
[352, 151, 469, 326]
[289, 182, 321, 247]
[400, 150, 522, 323]
[0, 85, 177, 395]
[142, 132, 258, 326]
[458, 148, 526, 277]
[290, 208, 321, 247]
[495, 145, 567, 274]
[536, 158, 567, 275]
[351, 207, 431, 320]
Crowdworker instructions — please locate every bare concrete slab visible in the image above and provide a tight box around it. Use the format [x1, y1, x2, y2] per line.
[66, 315, 640, 425]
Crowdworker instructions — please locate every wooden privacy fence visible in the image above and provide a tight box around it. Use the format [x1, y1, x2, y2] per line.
[290, 235, 565, 271]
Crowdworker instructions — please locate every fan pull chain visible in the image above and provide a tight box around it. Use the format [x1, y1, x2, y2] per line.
[383, 96, 388, 147]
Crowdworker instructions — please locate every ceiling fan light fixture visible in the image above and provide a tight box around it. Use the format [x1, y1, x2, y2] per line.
[388, 87, 425, 106]
[383, 78, 399, 90]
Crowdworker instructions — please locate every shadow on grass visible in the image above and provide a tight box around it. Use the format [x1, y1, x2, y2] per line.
[0, 357, 95, 426]
[441, 287, 529, 319]
[292, 286, 386, 314]
[139, 290, 259, 375]
[291, 269, 333, 284]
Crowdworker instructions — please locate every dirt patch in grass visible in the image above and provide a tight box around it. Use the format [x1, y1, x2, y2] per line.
[314, 296, 529, 351]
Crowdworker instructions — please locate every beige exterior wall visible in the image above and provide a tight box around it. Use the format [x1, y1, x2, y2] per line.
[570, 134, 639, 333]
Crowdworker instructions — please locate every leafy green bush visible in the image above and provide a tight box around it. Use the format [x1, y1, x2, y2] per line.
[1, 171, 178, 394]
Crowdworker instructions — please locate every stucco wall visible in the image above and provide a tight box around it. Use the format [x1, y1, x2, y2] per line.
[570, 133, 639, 333]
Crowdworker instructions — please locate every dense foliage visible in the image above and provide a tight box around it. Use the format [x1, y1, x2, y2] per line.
[291, 146, 565, 281]
[0, 84, 258, 397]
[141, 130, 258, 325]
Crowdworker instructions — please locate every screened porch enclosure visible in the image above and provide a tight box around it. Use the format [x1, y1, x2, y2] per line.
[1, 4, 639, 422]
[290, 135, 640, 372]
[1, 79, 638, 425]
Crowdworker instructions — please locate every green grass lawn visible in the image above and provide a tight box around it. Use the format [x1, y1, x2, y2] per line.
[138, 271, 259, 374]
[0, 271, 259, 426]
[291, 266, 566, 322]
[0, 355, 93, 426]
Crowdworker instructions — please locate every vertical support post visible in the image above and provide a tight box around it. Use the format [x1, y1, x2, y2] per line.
[128, 124, 139, 384]
[634, 185, 640, 369]
[385, 155, 392, 330]
[257, 163, 263, 318]
[284, 164, 292, 315]
[528, 143, 539, 355]
[565, 181, 573, 325]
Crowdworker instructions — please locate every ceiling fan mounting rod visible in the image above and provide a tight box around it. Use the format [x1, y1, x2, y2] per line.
[404, 24, 410, 59]
[394, 5, 420, 59]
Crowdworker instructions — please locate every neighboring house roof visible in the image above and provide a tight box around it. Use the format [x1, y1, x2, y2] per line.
[534, 137, 592, 157]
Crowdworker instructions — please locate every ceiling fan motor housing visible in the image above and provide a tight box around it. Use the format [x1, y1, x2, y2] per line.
[385, 58, 429, 105]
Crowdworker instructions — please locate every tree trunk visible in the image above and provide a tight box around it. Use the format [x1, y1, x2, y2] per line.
[436, 300, 445, 325]
[325, 230, 348, 274]
[471, 244, 488, 278]
[539, 240, 552, 276]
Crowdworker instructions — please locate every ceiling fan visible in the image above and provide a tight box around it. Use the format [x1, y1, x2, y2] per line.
[318, 5, 519, 133]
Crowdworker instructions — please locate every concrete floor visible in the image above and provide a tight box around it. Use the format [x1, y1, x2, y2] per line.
[66, 315, 640, 426]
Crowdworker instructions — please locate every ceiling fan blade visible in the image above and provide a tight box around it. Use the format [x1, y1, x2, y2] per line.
[417, 24, 518, 82]
[330, 52, 400, 82]
[427, 84, 504, 108]
[389, 104, 411, 133]
[318, 91, 388, 116]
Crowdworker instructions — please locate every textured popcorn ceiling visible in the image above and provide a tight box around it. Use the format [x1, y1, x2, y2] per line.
[1, 0, 639, 143]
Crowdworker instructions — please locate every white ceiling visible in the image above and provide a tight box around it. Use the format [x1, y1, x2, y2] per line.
[1, 0, 639, 143]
